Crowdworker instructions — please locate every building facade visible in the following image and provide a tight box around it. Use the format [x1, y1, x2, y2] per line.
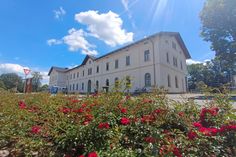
[48, 32, 191, 93]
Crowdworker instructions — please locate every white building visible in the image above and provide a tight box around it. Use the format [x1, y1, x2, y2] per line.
[48, 32, 191, 93]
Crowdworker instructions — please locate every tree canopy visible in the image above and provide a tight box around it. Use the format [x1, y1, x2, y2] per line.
[200, 0, 236, 78]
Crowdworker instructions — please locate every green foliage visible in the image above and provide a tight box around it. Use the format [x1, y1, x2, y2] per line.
[0, 91, 235, 156]
[31, 72, 43, 92]
[0, 73, 23, 92]
[200, 0, 236, 77]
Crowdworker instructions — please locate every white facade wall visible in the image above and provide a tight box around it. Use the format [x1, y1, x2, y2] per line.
[49, 33, 189, 93]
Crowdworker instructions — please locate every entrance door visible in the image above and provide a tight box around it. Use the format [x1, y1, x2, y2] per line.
[88, 80, 91, 93]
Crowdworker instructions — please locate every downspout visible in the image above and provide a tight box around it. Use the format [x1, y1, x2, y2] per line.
[150, 38, 157, 87]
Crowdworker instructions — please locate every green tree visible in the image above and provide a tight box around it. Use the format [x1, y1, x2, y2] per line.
[31, 72, 43, 92]
[0, 73, 23, 92]
[200, 0, 236, 83]
[39, 84, 49, 92]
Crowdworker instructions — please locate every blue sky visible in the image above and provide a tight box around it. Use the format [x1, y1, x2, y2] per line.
[0, 0, 214, 83]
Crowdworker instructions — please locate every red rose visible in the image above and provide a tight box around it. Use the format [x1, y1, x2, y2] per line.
[59, 107, 71, 114]
[88, 152, 98, 157]
[141, 115, 155, 123]
[72, 108, 83, 113]
[120, 108, 127, 113]
[153, 109, 162, 114]
[178, 112, 184, 117]
[98, 122, 110, 129]
[172, 147, 182, 157]
[31, 125, 41, 134]
[193, 122, 202, 128]
[78, 155, 85, 157]
[18, 101, 27, 109]
[187, 131, 197, 140]
[120, 117, 130, 125]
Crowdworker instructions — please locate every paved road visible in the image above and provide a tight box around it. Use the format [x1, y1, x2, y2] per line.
[166, 94, 236, 109]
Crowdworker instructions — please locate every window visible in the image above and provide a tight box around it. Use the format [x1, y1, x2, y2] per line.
[126, 76, 131, 88]
[73, 73, 75, 79]
[168, 75, 171, 87]
[88, 68, 92, 75]
[166, 53, 169, 63]
[180, 61, 183, 70]
[106, 79, 109, 86]
[173, 57, 178, 67]
[115, 59, 119, 69]
[82, 83, 84, 90]
[83, 70, 84, 76]
[144, 50, 150, 62]
[73, 84, 75, 91]
[126, 56, 130, 66]
[96, 80, 99, 90]
[96, 66, 99, 73]
[77, 72, 79, 78]
[165, 40, 169, 44]
[175, 76, 178, 88]
[70, 85, 71, 91]
[89, 60, 91, 64]
[145, 73, 151, 87]
[76, 83, 78, 90]
[70, 74, 72, 80]
[106, 62, 109, 71]
[115, 77, 119, 88]
[172, 41, 176, 50]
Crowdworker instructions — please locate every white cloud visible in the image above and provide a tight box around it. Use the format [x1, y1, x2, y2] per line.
[0, 63, 29, 74]
[54, 7, 66, 20]
[0, 63, 49, 84]
[63, 28, 98, 55]
[75, 10, 133, 47]
[186, 59, 212, 65]
[47, 39, 63, 46]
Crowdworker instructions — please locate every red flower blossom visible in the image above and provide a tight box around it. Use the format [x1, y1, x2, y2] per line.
[198, 127, 218, 136]
[144, 137, 156, 143]
[18, 101, 27, 109]
[31, 125, 41, 134]
[72, 108, 83, 113]
[120, 108, 127, 113]
[88, 152, 98, 157]
[81, 104, 87, 108]
[193, 122, 202, 128]
[78, 155, 85, 157]
[187, 131, 197, 140]
[153, 109, 162, 114]
[141, 115, 155, 123]
[219, 125, 236, 132]
[126, 95, 131, 100]
[178, 112, 184, 117]
[120, 117, 130, 125]
[98, 122, 110, 129]
[59, 107, 71, 114]
[172, 147, 182, 157]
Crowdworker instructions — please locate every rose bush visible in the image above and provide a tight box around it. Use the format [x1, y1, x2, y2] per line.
[0, 90, 235, 157]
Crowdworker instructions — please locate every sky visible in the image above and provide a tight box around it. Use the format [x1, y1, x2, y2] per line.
[0, 0, 215, 84]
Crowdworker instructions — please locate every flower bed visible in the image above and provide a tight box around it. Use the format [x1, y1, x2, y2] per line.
[0, 90, 235, 156]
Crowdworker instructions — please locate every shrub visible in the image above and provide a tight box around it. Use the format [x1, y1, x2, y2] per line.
[0, 90, 235, 156]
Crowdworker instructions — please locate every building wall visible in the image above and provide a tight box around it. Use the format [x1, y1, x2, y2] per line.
[49, 34, 189, 93]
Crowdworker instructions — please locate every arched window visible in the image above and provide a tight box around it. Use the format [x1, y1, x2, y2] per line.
[168, 75, 171, 87]
[115, 77, 119, 88]
[145, 73, 151, 87]
[106, 79, 109, 86]
[175, 76, 178, 88]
